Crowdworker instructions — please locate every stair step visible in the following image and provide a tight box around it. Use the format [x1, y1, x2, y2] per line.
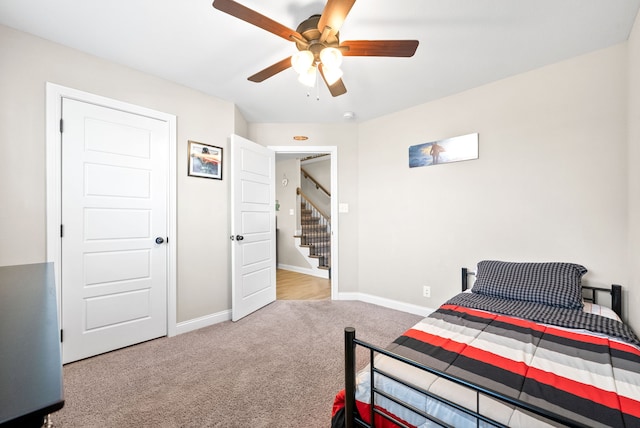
[303, 238, 330, 244]
[318, 265, 331, 270]
[302, 238, 330, 243]
[311, 242, 331, 248]
[300, 243, 330, 250]
[296, 238, 330, 245]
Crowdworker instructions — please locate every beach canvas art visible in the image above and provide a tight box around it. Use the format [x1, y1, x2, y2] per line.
[409, 133, 478, 168]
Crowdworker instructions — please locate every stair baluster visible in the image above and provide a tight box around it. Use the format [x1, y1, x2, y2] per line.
[297, 188, 331, 273]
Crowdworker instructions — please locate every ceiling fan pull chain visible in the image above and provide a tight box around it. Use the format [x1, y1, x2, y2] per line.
[316, 69, 320, 100]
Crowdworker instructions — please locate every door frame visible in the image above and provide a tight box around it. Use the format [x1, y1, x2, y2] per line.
[269, 145, 338, 300]
[45, 83, 178, 337]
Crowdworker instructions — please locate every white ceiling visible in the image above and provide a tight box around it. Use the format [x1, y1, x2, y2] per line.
[1, 0, 638, 123]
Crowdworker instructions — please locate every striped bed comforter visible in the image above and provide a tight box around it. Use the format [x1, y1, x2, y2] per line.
[350, 294, 640, 427]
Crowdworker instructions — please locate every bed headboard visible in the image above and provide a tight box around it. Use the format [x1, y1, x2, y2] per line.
[461, 267, 623, 318]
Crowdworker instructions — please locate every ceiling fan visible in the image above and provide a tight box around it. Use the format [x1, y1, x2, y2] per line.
[212, 0, 419, 97]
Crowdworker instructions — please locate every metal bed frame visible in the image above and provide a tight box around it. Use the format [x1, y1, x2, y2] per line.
[343, 268, 624, 428]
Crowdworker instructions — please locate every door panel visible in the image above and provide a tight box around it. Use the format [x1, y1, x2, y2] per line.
[230, 135, 276, 321]
[85, 164, 151, 197]
[61, 98, 168, 363]
[84, 250, 150, 284]
[85, 289, 151, 329]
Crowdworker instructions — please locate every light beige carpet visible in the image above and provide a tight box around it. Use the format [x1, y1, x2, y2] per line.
[53, 300, 423, 428]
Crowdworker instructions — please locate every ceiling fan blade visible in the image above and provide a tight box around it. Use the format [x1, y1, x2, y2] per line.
[317, 0, 356, 40]
[248, 57, 292, 82]
[213, 0, 303, 42]
[341, 40, 419, 57]
[319, 64, 347, 97]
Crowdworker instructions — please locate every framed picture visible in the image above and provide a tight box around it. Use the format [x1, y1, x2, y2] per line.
[409, 133, 479, 168]
[188, 140, 222, 180]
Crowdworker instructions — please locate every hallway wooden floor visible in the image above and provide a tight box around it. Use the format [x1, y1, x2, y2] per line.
[276, 269, 331, 300]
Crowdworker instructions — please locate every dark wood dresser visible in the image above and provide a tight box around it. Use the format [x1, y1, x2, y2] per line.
[0, 263, 64, 427]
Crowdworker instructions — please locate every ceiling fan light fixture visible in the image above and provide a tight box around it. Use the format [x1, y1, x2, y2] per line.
[320, 47, 342, 69]
[322, 66, 343, 85]
[298, 66, 317, 87]
[291, 50, 314, 74]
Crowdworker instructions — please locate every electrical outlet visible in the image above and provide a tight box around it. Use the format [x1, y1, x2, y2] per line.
[423, 286, 431, 298]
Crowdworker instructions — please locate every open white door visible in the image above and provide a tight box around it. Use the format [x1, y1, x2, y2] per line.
[230, 135, 276, 321]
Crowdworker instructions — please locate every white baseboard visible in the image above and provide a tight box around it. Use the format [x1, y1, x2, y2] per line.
[172, 293, 432, 337]
[277, 263, 329, 279]
[336, 292, 435, 317]
[174, 309, 231, 335]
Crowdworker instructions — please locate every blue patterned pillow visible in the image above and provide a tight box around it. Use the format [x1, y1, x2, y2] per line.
[471, 260, 587, 309]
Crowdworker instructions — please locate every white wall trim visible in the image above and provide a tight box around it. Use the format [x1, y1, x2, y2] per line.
[175, 310, 232, 335]
[277, 263, 329, 279]
[174, 294, 430, 336]
[336, 292, 435, 317]
[45, 82, 178, 337]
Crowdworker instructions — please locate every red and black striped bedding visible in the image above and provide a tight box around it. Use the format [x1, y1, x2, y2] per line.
[336, 293, 640, 427]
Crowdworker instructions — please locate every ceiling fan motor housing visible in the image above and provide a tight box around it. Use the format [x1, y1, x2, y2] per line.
[295, 14, 340, 61]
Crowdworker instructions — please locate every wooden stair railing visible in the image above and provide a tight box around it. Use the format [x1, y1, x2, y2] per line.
[296, 187, 331, 272]
[301, 167, 330, 197]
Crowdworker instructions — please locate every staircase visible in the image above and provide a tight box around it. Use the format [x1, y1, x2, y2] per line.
[295, 188, 331, 276]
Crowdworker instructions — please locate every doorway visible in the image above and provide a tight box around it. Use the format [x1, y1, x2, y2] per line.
[270, 146, 338, 301]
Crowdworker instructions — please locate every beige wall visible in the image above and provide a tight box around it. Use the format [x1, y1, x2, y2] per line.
[301, 157, 331, 216]
[275, 157, 309, 269]
[358, 44, 632, 322]
[0, 25, 234, 322]
[628, 10, 640, 332]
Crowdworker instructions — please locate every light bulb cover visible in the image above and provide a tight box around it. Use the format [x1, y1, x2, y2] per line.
[298, 66, 317, 87]
[320, 47, 342, 69]
[291, 50, 314, 74]
[322, 66, 343, 85]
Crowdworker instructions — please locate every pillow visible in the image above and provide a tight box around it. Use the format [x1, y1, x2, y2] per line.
[583, 301, 622, 322]
[471, 260, 587, 309]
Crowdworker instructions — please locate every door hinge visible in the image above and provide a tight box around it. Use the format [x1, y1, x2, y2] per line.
[60, 224, 63, 238]
[59, 118, 63, 133]
[60, 329, 63, 343]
